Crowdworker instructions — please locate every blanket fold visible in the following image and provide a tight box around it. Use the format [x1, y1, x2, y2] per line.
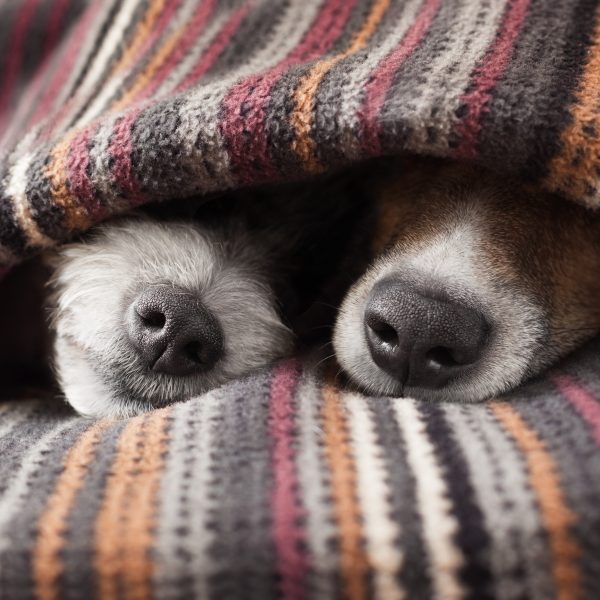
[1, 0, 600, 265]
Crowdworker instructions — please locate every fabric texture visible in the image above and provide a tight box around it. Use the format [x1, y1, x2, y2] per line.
[1, 0, 600, 598]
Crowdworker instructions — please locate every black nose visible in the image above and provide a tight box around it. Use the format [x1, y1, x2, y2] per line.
[364, 278, 489, 390]
[126, 286, 223, 376]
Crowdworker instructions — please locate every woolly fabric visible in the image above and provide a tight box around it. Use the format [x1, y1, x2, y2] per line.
[1, 1, 600, 599]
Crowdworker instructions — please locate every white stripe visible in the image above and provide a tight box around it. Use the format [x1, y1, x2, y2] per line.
[393, 400, 464, 600]
[295, 373, 338, 599]
[0, 402, 38, 440]
[447, 405, 554, 600]
[72, 0, 199, 129]
[344, 392, 404, 600]
[62, 0, 141, 132]
[51, 0, 121, 125]
[157, 9, 231, 96]
[5, 151, 54, 249]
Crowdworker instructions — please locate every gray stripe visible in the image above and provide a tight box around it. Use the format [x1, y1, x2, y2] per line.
[168, 0, 323, 195]
[316, 0, 425, 164]
[378, 0, 474, 152]
[515, 386, 600, 600]
[0, 418, 86, 599]
[60, 419, 128, 600]
[0, 405, 72, 497]
[206, 370, 276, 600]
[0, 401, 39, 441]
[478, 0, 597, 180]
[153, 392, 223, 600]
[444, 403, 554, 600]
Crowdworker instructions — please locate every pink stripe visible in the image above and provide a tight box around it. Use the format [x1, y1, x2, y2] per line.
[66, 123, 104, 221]
[43, 0, 72, 56]
[109, 108, 144, 205]
[175, 3, 251, 92]
[0, 0, 44, 127]
[269, 360, 308, 600]
[220, 0, 358, 184]
[454, 0, 531, 159]
[359, 0, 440, 156]
[135, 0, 218, 102]
[28, 1, 102, 128]
[553, 374, 600, 446]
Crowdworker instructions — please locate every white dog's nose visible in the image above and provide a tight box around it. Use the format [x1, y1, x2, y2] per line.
[127, 285, 223, 376]
[364, 278, 489, 390]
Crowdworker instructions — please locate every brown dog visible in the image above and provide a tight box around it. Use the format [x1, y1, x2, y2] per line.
[333, 158, 600, 401]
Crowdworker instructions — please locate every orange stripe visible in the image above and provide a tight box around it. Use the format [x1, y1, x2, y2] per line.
[291, 0, 391, 171]
[94, 409, 171, 600]
[491, 403, 581, 600]
[44, 130, 91, 231]
[112, 17, 188, 111]
[111, 0, 169, 76]
[545, 6, 600, 204]
[321, 384, 369, 600]
[33, 421, 111, 600]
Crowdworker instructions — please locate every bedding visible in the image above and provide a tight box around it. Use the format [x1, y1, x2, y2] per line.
[1, 0, 600, 598]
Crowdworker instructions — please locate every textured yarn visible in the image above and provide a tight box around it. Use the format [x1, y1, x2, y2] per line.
[1, 1, 600, 599]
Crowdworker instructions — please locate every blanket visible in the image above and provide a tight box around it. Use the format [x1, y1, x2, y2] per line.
[1, 0, 600, 598]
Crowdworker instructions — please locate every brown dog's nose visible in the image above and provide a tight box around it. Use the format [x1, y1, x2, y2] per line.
[127, 286, 223, 376]
[364, 278, 489, 390]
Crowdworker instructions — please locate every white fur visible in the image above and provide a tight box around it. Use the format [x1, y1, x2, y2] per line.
[51, 218, 293, 418]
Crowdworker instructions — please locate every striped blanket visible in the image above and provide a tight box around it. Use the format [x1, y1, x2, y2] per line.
[1, 0, 600, 598]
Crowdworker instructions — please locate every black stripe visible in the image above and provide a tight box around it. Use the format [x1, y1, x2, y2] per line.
[370, 399, 433, 599]
[419, 402, 494, 600]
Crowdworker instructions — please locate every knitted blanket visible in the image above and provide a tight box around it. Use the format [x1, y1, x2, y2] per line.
[1, 1, 600, 599]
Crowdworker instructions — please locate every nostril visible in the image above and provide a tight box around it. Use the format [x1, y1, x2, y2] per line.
[426, 346, 460, 369]
[139, 310, 166, 329]
[183, 341, 203, 365]
[367, 317, 400, 347]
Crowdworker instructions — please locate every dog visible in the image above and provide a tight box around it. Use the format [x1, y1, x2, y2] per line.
[333, 157, 600, 402]
[0, 180, 354, 418]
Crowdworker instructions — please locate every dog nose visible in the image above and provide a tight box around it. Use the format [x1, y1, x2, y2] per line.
[364, 278, 489, 390]
[127, 286, 223, 376]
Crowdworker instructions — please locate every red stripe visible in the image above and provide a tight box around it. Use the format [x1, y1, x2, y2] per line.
[454, 0, 531, 159]
[43, 0, 72, 56]
[220, 0, 358, 184]
[109, 109, 144, 205]
[359, 0, 440, 156]
[268, 360, 308, 600]
[28, 1, 102, 129]
[0, 0, 44, 126]
[175, 3, 251, 92]
[66, 123, 104, 221]
[553, 374, 600, 446]
[136, 0, 218, 102]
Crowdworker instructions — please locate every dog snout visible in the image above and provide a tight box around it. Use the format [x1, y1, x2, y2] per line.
[127, 285, 223, 376]
[364, 278, 489, 390]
